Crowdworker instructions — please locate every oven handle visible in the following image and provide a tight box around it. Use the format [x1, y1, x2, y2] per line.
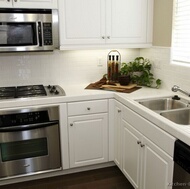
[0, 120, 59, 132]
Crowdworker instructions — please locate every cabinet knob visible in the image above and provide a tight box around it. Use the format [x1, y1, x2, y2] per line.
[87, 107, 91, 111]
[70, 123, 73, 127]
[140, 144, 145, 148]
[137, 141, 141, 145]
[7, 0, 10, 2]
[14, 0, 17, 2]
[107, 36, 110, 39]
[118, 109, 121, 113]
[102, 36, 105, 39]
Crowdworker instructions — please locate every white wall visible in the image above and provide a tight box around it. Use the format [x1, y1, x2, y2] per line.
[0, 49, 139, 87]
[140, 47, 190, 90]
[1, 47, 190, 92]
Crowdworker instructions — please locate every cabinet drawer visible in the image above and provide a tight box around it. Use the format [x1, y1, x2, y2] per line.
[68, 100, 108, 116]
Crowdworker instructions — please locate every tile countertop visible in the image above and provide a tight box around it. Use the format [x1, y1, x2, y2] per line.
[0, 83, 190, 146]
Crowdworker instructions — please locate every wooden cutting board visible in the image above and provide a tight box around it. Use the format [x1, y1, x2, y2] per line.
[101, 83, 137, 90]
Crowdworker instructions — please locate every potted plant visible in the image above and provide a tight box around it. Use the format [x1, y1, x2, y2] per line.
[119, 57, 161, 88]
[118, 63, 131, 86]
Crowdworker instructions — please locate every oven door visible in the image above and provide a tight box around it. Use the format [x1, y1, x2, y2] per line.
[0, 121, 61, 179]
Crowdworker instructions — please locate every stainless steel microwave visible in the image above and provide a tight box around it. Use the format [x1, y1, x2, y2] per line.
[0, 9, 59, 52]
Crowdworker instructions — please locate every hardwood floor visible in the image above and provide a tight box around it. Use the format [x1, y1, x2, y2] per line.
[1, 166, 134, 189]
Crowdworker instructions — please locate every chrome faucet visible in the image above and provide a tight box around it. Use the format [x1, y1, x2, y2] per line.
[172, 85, 190, 97]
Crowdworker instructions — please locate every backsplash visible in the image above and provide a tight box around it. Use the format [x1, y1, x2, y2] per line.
[140, 47, 190, 90]
[1, 47, 188, 90]
[0, 49, 139, 87]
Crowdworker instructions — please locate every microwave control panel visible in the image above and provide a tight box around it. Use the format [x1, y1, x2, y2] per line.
[43, 23, 52, 46]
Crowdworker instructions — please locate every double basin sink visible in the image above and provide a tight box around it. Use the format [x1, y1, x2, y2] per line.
[136, 96, 190, 125]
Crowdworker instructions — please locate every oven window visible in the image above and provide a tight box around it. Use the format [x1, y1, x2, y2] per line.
[0, 23, 37, 46]
[0, 138, 48, 162]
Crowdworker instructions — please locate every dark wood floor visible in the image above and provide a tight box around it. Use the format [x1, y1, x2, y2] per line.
[1, 166, 134, 189]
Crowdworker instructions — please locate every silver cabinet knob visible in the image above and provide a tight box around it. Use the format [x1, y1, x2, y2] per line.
[14, 0, 17, 2]
[107, 36, 110, 39]
[102, 36, 105, 39]
[137, 141, 141, 145]
[70, 123, 73, 126]
[140, 144, 145, 148]
[118, 109, 121, 113]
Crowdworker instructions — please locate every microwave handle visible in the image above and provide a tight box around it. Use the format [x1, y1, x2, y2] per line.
[37, 22, 43, 47]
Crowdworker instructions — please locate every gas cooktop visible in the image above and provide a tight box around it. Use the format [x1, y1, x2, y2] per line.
[0, 85, 65, 99]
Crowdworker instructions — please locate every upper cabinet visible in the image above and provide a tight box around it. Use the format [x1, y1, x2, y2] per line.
[59, 0, 154, 50]
[0, 0, 58, 9]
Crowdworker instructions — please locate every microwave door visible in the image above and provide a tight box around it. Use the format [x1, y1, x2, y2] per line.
[0, 22, 40, 51]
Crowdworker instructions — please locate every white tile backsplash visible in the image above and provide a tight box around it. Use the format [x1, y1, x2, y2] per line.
[140, 47, 190, 90]
[1, 47, 189, 92]
[0, 49, 139, 87]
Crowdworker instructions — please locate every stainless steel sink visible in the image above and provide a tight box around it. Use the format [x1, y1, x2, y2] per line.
[137, 96, 190, 125]
[160, 109, 190, 125]
[138, 97, 188, 111]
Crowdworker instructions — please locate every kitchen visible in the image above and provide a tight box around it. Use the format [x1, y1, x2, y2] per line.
[0, 0, 190, 189]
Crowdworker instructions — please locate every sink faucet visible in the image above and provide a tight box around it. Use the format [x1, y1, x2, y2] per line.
[172, 85, 190, 97]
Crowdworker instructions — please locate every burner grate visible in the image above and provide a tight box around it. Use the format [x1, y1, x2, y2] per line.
[0, 87, 16, 99]
[0, 85, 47, 99]
[16, 85, 47, 98]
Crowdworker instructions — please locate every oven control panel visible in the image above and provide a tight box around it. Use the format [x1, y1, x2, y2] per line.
[0, 111, 49, 127]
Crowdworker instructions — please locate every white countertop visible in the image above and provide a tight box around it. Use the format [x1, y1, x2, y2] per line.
[0, 83, 190, 146]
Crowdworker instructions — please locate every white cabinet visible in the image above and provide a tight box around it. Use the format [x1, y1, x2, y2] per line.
[59, 0, 154, 50]
[113, 100, 175, 189]
[122, 119, 173, 189]
[0, 0, 57, 9]
[67, 100, 108, 168]
[106, 0, 150, 44]
[142, 137, 173, 189]
[113, 100, 123, 170]
[122, 119, 142, 189]
[59, 0, 105, 47]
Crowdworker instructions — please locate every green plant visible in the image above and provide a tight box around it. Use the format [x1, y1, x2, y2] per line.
[120, 57, 161, 88]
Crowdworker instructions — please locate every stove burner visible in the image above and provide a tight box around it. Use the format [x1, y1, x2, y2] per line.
[17, 85, 47, 98]
[0, 87, 16, 99]
[0, 85, 65, 99]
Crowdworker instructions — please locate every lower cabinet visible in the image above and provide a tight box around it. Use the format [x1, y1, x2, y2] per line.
[141, 137, 173, 189]
[114, 100, 175, 189]
[122, 119, 142, 189]
[67, 100, 109, 168]
[122, 119, 173, 189]
[68, 114, 108, 168]
[114, 100, 123, 170]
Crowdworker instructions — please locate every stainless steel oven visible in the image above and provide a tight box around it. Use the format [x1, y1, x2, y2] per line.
[0, 106, 61, 180]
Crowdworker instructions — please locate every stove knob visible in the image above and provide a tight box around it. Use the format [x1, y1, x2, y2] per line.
[50, 89, 54, 93]
[52, 86, 56, 90]
[55, 90, 59, 95]
[48, 85, 51, 89]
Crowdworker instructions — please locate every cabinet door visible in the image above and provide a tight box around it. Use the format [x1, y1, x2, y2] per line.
[122, 119, 142, 189]
[13, 0, 57, 9]
[0, 0, 12, 7]
[68, 113, 108, 168]
[59, 0, 106, 46]
[142, 137, 174, 189]
[114, 101, 123, 170]
[106, 0, 149, 44]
